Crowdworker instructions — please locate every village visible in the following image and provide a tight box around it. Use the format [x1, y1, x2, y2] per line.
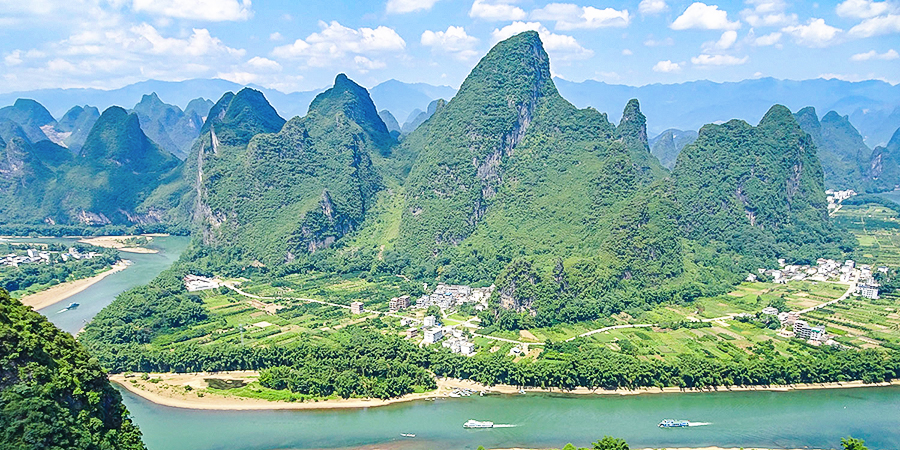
[1, 246, 103, 268]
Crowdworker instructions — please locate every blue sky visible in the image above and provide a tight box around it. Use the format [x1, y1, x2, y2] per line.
[0, 0, 898, 93]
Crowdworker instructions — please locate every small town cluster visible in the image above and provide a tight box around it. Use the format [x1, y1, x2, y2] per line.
[826, 189, 856, 211]
[1, 247, 102, 267]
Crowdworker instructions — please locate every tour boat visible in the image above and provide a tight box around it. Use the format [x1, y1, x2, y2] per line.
[400, 433, 415, 438]
[464, 419, 494, 428]
[658, 419, 690, 428]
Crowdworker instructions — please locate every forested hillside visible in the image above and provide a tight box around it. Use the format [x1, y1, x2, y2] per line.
[0, 288, 145, 449]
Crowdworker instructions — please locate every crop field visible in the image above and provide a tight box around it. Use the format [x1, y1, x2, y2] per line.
[833, 203, 900, 266]
[801, 294, 900, 350]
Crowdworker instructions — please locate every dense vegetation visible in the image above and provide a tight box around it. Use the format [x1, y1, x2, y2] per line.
[0, 288, 145, 449]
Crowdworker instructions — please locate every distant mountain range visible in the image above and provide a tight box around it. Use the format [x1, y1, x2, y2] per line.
[2, 76, 898, 147]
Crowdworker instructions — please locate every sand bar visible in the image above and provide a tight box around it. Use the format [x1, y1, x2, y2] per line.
[78, 235, 159, 254]
[111, 371, 900, 411]
[17, 261, 129, 310]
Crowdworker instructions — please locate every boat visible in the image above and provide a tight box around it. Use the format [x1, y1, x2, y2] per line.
[464, 419, 494, 429]
[400, 433, 415, 438]
[658, 419, 690, 428]
[66, 302, 79, 310]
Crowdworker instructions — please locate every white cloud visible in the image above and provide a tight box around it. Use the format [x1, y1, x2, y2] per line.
[622, 48, 633, 55]
[836, 0, 897, 18]
[850, 49, 899, 60]
[131, 0, 253, 22]
[246, 56, 281, 71]
[671, 3, 741, 30]
[782, 18, 842, 47]
[753, 31, 782, 45]
[269, 32, 283, 41]
[387, 0, 440, 14]
[702, 30, 738, 51]
[4, 50, 23, 66]
[848, 14, 900, 37]
[421, 26, 480, 60]
[129, 24, 245, 57]
[644, 36, 674, 46]
[531, 3, 630, 30]
[491, 21, 593, 61]
[691, 53, 749, 65]
[354, 55, 386, 71]
[741, 0, 797, 27]
[639, 0, 668, 15]
[272, 21, 405, 67]
[652, 60, 682, 72]
[470, 0, 527, 21]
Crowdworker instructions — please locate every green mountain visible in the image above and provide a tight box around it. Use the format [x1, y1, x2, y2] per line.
[0, 99, 55, 143]
[867, 127, 900, 192]
[674, 105, 842, 262]
[378, 109, 400, 133]
[184, 97, 214, 121]
[62, 106, 181, 224]
[190, 81, 389, 262]
[649, 129, 697, 170]
[201, 88, 286, 148]
[400, 98, 446, 135]
[56, 105, 100, 153]
[794, 107, 869, 190]
[0, 289, 145, 449]
[131, 93, 203, 159]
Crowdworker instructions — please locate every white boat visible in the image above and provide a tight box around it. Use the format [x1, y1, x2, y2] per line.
[464, 419, 494, 428]
[400, 433, 415, 438]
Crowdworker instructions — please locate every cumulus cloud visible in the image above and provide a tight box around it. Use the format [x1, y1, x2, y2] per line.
[782, 18, 842, 47]
[353, 55, 386, 71]
[622, 48, 633, 55]
[848, 14, 900, 37]
[691, 53, 749, 65]
[131, 0, 253, 22]
[531, 3, 630, 29]
[421, 26, 480, 60]
[850, 48, 899, 60]
[741, 0, 797, 27]
[272, 21, 405, 67]
[753, 31, 782, 45]
[639, 0, 668, 15]
[491, 21, 593, 61]
[702, 30, 738, 51]
[470, 0, 526, 21]
[652, 60, 682, 72]
[387, 0, 440, 14]
[128, 24, 245, 57]
[836, 0, 897, 19]
[671, 3, 741, 30]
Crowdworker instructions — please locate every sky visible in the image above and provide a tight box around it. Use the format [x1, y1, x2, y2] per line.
[0, 0, 898, 94]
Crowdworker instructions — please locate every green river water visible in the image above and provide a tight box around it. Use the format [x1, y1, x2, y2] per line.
[12, 235, 900, 450]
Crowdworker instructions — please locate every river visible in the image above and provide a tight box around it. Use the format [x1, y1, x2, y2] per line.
[10, 234, 900, 450]
[6, 235, 189, 334]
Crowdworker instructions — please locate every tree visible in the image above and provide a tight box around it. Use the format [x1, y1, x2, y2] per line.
[841, 437, 868, 450]
[593, 436, 629, 450]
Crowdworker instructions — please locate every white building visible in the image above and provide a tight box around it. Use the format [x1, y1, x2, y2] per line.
[350, 301, 364, 314]
[459, 341, 475, 356]
[423, 327, 444, 344]
[857, 285, 880, 300]
[794, 320, 811, 340]
[762, 307, 779, 316]
[424, 315, 437, 327]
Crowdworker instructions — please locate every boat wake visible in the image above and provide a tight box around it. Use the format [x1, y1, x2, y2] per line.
[492, 424, 516, 428]
[688, 422, 711, 427]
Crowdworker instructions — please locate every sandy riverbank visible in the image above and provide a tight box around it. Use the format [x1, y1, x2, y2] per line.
[78, 235, 159, 253]
[17, 261, 129, 310]
[111, 371, 900, 411]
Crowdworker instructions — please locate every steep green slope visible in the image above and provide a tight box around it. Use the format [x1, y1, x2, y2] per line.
[0, 289, 145, 449]
[194, 80, 387, 263]
[202, 88, 286, 148]
[0, 99, 55, 143]
[675, 105, 844, 262]
[62, 106, 181, 224]
[0, 121, 72, 224]
[794, 107, 869, 190]
[867, 127, 900, 192]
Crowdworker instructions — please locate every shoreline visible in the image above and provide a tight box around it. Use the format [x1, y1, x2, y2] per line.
[77, 235, 159, 254]
[17, 261, 129, 310]
[111, 371, 900, 411]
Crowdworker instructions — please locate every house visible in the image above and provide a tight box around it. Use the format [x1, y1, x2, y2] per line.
[761, 306, 779, 316]
[459, 341, 475, 356]
[424, 315, 437, 327]
[857, 285, 879, 299]
[423, 327, 444, 344]
[350, 301, 364, 314]
[184, 275, 220, 292]
[794, 320, 811, 340]
[406, 327, 419, 339]
[389, 295, 411, 312]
